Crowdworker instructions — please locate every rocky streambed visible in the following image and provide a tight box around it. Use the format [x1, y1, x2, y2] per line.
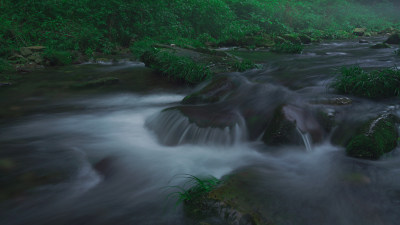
[0, 36, 400, 225]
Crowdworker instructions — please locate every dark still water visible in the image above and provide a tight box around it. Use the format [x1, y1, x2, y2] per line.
[1, 37, 400, 225]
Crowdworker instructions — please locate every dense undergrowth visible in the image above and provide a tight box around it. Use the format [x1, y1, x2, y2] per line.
[332, 66, 400, 98]
[1, 0, 399, 60]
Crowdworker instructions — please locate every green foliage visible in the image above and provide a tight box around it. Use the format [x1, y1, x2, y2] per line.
[140, 49, 212, 84]
[271, 43, 304, 54]
[0, 0, 399, 56]
[0, 58, 12, 73]
[43, 49, 73, 66]
[331, 66, 400, 98]
[166, 174, 220, 206]
[347, 115, 398, 159]
[231, 59, 256, 72]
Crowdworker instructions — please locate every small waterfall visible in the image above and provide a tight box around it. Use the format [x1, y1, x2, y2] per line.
[145, 109, 247, 146]
[296, 127, 313, 152]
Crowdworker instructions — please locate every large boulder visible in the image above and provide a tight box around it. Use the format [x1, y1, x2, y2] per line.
[384, 33, 400, 44]
[262, 105, 324, 147]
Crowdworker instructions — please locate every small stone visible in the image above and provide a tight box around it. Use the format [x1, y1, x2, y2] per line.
[353, 28, 366, 36]
[27, 46, 46, 51]
[20, 47, 33, 56]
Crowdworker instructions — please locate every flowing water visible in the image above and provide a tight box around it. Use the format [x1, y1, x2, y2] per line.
[1, 37, 400, 225]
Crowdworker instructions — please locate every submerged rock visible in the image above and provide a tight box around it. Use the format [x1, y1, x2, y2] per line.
[346, 113, 399, 160]
[370, 43, 391, 49]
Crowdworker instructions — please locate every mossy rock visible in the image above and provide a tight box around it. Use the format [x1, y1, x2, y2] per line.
[370, 43, 390, 49]
[184, 170, 268, 225]
[346, 114, 399, 160]
[384, 33, 400, 45]
[353, 28, 366, 36]
[182, 75, 243, 105]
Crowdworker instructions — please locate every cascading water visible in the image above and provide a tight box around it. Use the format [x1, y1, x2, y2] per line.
[296, 127, 313, 152]
[146, 109, 248, 146]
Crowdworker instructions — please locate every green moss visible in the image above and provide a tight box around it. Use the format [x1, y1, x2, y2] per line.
[270, 43, 303, 54]
[331, 66, 400, 98]
[0, 58, 12, 73]
[230, 59, 256, 72]
[140, 49, 212, 84]
[346, 114, 398, 160]
[43, 49, 74, 66]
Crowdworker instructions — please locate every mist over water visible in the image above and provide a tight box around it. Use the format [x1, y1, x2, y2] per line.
[1, 37, 400, 225]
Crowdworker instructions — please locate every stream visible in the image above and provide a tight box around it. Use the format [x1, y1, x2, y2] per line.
[1, 37, 400, 225]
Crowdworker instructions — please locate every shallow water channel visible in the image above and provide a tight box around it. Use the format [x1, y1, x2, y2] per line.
[1, 37, 400, 225]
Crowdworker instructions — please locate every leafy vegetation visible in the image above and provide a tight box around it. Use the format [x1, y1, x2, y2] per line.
[166, 174, 220, 206]
[140, 49, 212, 84]
[0, 0, 399, 57]
[331, 66, 400, 98]
[43, 49, 74, 66]
[271, 43, 304, 53]
[231, 59, 257, 72]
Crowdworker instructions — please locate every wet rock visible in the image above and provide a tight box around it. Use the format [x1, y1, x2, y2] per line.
[146, 106, 246, 146]
[182, 75, 243, 105]
[27, 53, 44, 64]
[310, 97, 352, 105]
[370, 43, 391, 49]
[384, 33, 400, 44]
[262, 105, 324, 146]
[8, 54, 26, 62]
[299, 34, 312, 44]
[346, 113, 399, 160]
[27, 46, 46, 51]
[19, 47, 33, 56]
[359, 39, 369, 44]
[353, 28, 366, 36]
[16, 62, 44, 72]
[0, 82, 12, 87]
